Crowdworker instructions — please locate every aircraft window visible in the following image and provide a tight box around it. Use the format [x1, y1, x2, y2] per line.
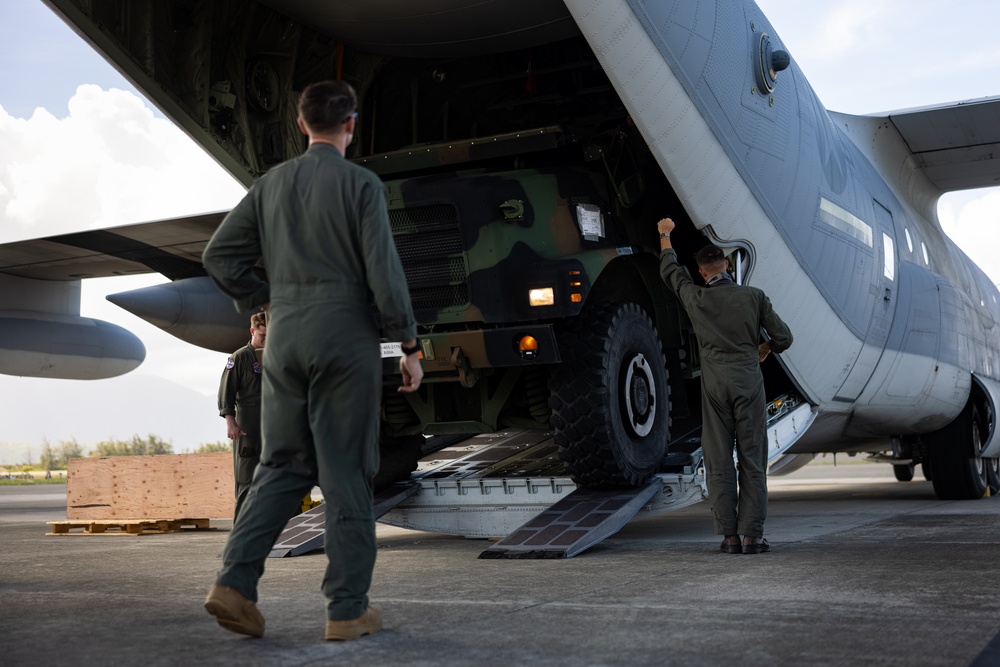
[882, 233, 895, 280]
[921, 242, 929, 265]
[904, 227, 913, 252]
[818, 198, 872, 246]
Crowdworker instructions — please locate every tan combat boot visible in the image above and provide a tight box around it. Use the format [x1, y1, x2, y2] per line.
[325, 605, 382, 641]
[204, 584, 265, 638]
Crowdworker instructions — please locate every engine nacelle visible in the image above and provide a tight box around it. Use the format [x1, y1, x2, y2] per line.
[0, 312, 144, 379]
[107, 276, 249, 353]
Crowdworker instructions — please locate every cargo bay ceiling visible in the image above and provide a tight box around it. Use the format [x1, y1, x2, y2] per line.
[43, 0, 583, 188]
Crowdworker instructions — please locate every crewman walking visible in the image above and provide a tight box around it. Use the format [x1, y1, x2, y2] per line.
[201, 80, 423, 640]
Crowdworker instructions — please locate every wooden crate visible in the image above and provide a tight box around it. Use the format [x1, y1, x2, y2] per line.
[67, 453, 234, 520]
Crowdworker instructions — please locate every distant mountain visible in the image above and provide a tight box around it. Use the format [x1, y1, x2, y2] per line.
[0, 372, 226, 464]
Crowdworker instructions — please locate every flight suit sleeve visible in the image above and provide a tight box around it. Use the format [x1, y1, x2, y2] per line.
[659, 248, 701, 309]
[218, 355, 238, 417]
[202, 186, 271, 312]
[760, 294, 793, 354]
[356, 172, 417, 342]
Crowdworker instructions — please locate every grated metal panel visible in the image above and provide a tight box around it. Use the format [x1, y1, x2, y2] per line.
[268, 482, 419, 558]
[415, 430, 556, 480]
[478, 479, 663, 559]
[388, 203, 469, 311]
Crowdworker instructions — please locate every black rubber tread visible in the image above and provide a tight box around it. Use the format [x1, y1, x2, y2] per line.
[929, 403, 987, 500]
[921, 461, 933, 482]
[985, 458, 1000, 495]
[893, 463, 915, 482]
[548, 302, 670, 488]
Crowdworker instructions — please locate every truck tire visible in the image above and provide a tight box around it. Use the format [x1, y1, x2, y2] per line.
[549, 302, 670, 488]
[374, 432, 422, 492]
[929, 403, 988, 499]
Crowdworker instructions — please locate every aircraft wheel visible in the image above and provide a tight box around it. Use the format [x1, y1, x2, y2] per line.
[921, 461, 933, 481]
[549, 302, 670, 488]
[893, 463, 915, 482]
[986, 458, 1000, 496]
[929, 403, 988, 500]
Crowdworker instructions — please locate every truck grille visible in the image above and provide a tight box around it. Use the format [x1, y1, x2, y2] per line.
[389, 204, 469, 311]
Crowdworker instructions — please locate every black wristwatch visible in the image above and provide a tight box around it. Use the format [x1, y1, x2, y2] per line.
[401, 342, 421, 356]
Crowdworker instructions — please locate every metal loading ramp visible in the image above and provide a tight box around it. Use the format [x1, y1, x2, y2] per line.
[478, 479, 664, 559]
[268, 428, 706, 559]
[268, 482, 419, 558]
[265, 396, 811, 559]
[377, 429, 709, 557]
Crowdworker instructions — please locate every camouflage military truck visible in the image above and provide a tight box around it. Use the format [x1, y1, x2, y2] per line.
[360, 37, 713, 489]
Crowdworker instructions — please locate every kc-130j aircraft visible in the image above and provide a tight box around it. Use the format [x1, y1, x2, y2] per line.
[3, 0, 1000, 501]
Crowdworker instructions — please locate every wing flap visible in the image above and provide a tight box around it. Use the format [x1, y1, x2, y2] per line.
[888, 96, 1000, 192]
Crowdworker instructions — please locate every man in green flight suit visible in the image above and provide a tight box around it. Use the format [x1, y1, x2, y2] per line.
[657, 217, 793, 555]
[201, 80, 424, 641]
[217, 312, 266, 522]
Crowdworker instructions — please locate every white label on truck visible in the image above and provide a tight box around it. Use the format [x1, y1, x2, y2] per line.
[381, 342, 403, 358]
[577, 203, 604, 240]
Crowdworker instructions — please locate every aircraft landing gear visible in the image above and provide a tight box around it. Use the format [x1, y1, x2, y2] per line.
[928, 403, 989, 499]
[893, 463, 915, 482]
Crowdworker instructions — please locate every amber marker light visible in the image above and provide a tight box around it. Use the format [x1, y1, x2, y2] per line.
[518, 335, 539, 360]
[528, 287, 554, 306]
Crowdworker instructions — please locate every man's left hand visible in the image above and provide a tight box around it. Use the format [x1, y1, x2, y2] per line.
[398, 353, 424, 393]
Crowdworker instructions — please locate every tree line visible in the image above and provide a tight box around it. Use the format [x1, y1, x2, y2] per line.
[33, 435, 231, 470]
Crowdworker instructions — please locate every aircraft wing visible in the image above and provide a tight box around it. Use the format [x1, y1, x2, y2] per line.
[0, 211, 238, 379]
[884, 96, 1000, 192]
[0, 211, 225, 282]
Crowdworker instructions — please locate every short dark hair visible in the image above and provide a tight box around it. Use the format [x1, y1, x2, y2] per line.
[298, 80, 357, 134]
[694, 245, 726, 268]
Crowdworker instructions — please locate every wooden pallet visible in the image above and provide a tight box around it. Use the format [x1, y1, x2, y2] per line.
[47, 518, 213, 536]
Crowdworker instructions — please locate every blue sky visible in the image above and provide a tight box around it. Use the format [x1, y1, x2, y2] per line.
[0, 0, 998, 455]
[0, 0, 137, 118]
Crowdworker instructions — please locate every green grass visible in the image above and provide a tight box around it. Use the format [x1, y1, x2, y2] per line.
[0, 477, 68, 485]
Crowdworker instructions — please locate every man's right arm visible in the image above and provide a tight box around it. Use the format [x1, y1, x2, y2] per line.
[218, 357, 238, 416]
[218, 357, 247, 439]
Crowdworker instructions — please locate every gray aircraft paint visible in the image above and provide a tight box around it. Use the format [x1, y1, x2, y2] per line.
[575, 0, 999, 448]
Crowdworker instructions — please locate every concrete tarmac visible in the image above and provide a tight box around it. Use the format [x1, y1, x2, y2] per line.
[2, 462, 999, 666]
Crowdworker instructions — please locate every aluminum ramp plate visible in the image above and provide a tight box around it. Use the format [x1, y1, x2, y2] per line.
[478, 478, 664, 559]
[267, 482, 419, 558]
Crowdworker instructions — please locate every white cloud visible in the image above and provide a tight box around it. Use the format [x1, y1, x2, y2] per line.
[0, 84, 244, 448]
[758, 0, 1000, 114]
[0, 84, 244, 240]
[939, 188, 1000, 286]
